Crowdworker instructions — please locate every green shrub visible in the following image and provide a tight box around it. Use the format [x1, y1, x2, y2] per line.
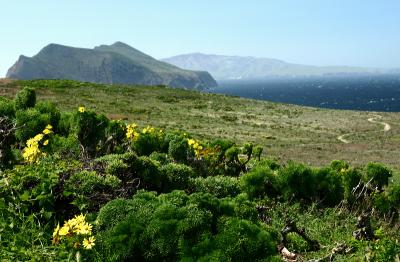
[341, 167, 362, 204]
[58, 112, 72, 137]
[135, 156, 163, 190]
[0, 157, 63, 219]
[191, 175, 240, 198]
[313, 167, 344, 206]
[240, 165, 278, 199]
[161, 163, 195, 192]
[14, 87, 36, 110]
[104, 120, 126, 154]
[330, 159, 349, 171]
[15, 108, 50, 144]
[47, 135, 80, 158]
[0, 116, 15, 168]
[71, 109, 109, 156]
[168, 136, 191, 162]
[0, 98, 15, 118]
[64, 171, 121, 211]
[35, 101, 60, 130]
[132, 129, 165, 156]
[278, 162, 315, 202]
[95, 191, 278, 261]
[213, 217, 277, 261]
[149, 152, 170, 165]
[364, 162, 392, 191]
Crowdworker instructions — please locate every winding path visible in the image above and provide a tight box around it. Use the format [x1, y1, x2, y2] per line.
[337, 114, 391, 144]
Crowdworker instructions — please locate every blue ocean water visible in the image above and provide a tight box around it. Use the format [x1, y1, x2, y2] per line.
[210, 75, 400, 112]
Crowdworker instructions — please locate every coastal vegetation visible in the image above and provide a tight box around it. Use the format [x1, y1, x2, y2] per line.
[0, 82, 399, 261]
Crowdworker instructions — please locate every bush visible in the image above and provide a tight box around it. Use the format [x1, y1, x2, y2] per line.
[313, 167, 344, 206]
[341, 167, 362, 204]
[135, 156, 163, 190]
[149, 152, 170, 165]
[191, 175, 240, 198]
[132, 127, 165, 156]
[14, 87, 36, 110]
[0, 98, 15, 118]
[168, 136, 191, 162]
[46, 135, 80, 158]
[71, 109, 109, 156]
[35, 101, 60, 130]
[161, 163, 195, 192]
[58, 112, 72, 137]
[278, 162, 315, 202]
[95, 191, 278, 261]
[104, 120, 126, 154]
[364, 162, 392, 191]
[240, 165, 278, 200]
[64, 171, 121, 211]
[15, 108, 50, 144]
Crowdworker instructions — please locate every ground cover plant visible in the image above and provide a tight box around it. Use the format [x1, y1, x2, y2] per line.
[0, 85, 399, 261]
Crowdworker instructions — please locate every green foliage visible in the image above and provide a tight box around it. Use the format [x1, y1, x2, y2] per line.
[46, 135, 80, 158]
[132, 128, 165, 156]
[190, 175, 240, 198]
[0, 157, 64, 219]
[341, 167, 362, 204]
[364, 162, 392, 191]
[64, 171, 121, 211]
[161, 163, 195, 192]
[14, 87, 36, 110]
[58, 112, 73, 137]
[240, 165, 278, 200]
[35, 101, 60, 130]
[15, 108, 50, 144]
[95, 191, 278, 261]
[104, 120, 126, 154]
[313, 167, 344, 206]
[168, 136, 191, 162]
[71, 109, 109, 156]
[278, 162, 315, 202]
[0, 97, 15, 118]
[135, 156, 163, 190]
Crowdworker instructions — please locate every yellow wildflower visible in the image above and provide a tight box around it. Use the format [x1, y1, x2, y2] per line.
[59, 225, 70, 236]
[43, 140, 49, 146]
[53, 224, 60, 238]
[78, 106, 85, 113]
[82, 236, 96, 249]
[43, 128, 52, 135]
[45, 124, 53, 130]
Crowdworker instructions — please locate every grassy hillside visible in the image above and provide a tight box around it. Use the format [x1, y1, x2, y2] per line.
[1, 81, 399, 261]
[2, 79, 400, 173]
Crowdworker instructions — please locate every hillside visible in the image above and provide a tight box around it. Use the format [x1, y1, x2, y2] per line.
[0, 79, 399, 261]
[1, 79, 400, 172]
[162, 53, 390, 80]
[6, 42, 217, 89]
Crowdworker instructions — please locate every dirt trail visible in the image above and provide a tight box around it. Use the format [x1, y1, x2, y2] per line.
[337, 114, 391, 144]
[367, 115, 391, 131]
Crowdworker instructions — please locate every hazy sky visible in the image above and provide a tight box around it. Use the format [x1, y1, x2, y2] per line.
[1, 0, 400, 77]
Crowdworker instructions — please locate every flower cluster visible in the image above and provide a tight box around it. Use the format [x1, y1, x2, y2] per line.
[187, 138, 203, 158]
[52, 214, 95, 250]
[78, 106, 85, 113]
[126, 123, 139, 140]
[22, 124, 53, 163]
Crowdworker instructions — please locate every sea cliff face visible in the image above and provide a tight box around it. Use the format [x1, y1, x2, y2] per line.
[6, 42, 217, 90]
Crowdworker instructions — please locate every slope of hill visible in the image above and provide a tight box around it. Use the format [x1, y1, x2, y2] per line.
[6, 43, 217, 89]
[1, 79, 400, 171]
[162, 53, 388, 80]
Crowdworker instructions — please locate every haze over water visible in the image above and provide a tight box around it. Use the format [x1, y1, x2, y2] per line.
[212, 74, 400, 112]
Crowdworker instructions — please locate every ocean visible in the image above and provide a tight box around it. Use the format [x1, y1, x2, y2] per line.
[210, 74, 400, 112]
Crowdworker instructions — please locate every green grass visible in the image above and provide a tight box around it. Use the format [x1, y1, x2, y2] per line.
[2, 79, 400, 176]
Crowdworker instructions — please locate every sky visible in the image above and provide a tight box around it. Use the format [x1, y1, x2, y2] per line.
[1, 0, 400, 77]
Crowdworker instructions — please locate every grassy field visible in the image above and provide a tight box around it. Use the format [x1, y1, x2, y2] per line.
[2, 78, 400, 175]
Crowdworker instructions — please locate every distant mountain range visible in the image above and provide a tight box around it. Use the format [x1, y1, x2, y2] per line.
[162, 53, 398, 80]
[6, 42, 217, 89]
